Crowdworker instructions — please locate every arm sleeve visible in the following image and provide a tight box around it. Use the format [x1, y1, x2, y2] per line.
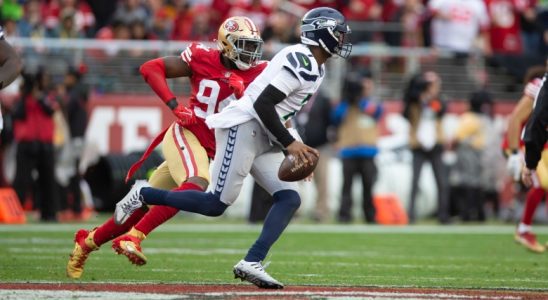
[523, 76, 548, 170]
[253, 84, 295, 147]
[139, 58, 176, 104]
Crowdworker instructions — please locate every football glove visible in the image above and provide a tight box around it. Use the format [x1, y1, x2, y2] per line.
[173, 103, 197, 126]
[227, 73, 245, 99]
[506, 152, 522, 181]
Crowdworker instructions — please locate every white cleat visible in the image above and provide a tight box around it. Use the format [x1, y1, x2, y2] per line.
[233, 260, 284, 289]
[114, 180, 150, 225]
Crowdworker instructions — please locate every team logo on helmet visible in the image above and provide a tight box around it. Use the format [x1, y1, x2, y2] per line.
[310, 18, 337, 30]
[224, 20, 239, 32]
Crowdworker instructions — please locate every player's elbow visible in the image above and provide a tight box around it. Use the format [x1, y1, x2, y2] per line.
[139, 58, 162, 80]
[139, 61, 152, 79]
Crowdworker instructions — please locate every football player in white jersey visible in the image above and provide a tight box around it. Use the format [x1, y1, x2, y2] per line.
[0, 25, 22, 90]
[113, 7, 352, 289]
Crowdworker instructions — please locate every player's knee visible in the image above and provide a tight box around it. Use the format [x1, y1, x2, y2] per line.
[204, 200, 228, 217]
[203, 193, 228, 217]
[273, 190, 301, 210]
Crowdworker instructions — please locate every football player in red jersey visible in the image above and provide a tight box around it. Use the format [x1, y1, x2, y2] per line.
[503, 64, 547, 253]
[66, 16, 266, 278]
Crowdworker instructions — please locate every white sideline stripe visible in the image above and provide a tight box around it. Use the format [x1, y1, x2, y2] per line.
[3, 280, 548, 292]
[0, 290, 180, 299]
[199, 291, 522, 299]
[1, 224, 548, 234]
[0, 289, 523, 300]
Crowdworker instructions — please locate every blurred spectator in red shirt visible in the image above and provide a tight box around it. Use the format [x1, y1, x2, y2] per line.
[12, 69, 60, 222]
[342, 0, 382, 43]
[485, 0, 525, 55]
[210, 0, 235, 31]
[170, 0, 193, 41]
[228, 0, 272, 31]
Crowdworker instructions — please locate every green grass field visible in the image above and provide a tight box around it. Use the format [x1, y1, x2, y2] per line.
[1, 217, 548, 290]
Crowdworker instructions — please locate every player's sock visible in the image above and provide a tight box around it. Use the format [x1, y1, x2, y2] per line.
[244, 190, 300, 262]
[134, 182, 203, 235]
[93, 208, 147, 246]
[519, 187, 545, 232]
[141, 187, 228, 216]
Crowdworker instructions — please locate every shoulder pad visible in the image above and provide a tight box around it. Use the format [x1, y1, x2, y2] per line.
[181, 43, 215, 64]
[284, 52, 318, 82]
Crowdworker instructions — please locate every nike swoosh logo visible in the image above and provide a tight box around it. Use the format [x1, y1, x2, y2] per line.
[301, 57, 309, 67]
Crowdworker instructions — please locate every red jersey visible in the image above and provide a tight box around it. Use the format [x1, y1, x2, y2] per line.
[180, 42, 267, 157]
[485, 0, 525, 54]
[13, 95, 55, 143]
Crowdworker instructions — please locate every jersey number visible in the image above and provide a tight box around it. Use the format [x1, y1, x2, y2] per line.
[194, 79, 221, 119]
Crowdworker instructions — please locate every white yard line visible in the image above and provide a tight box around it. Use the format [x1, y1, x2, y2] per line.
[0, 289, 526, 300]
[1, 224, 548, 234]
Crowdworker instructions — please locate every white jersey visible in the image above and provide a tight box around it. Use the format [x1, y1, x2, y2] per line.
[206, 44, 325, 130]
[429, 0, 489, 53]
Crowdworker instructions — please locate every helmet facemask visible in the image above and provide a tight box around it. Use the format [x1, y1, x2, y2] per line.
[330, 26, 352, 59]
[226, 34, 264, 70]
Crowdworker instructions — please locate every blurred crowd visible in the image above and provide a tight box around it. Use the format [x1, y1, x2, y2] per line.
[0, 0, 546, 55]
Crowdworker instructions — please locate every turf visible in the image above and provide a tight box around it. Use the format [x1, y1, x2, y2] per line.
[1, 220, 547, 290]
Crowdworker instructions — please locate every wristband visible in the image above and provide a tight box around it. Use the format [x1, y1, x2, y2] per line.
[166, 98, 178, 110]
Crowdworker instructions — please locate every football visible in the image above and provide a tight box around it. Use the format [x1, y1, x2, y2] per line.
[278, 152, 319, 182]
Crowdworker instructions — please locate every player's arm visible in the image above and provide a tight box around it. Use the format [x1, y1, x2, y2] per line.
[253, 68, 318, 163]
[139, 56, 191, 109]
[254, 84, 295, 147]
[507, 95, 533, 153]
[0, 40, 22, 90]
[139, 56, 196, 124]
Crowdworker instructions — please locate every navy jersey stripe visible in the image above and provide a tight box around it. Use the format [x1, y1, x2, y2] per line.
[214, 126, 238, 195]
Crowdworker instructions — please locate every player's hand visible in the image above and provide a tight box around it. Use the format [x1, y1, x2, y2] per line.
[227, 73, 245, 99]
[173, 104, 196, 126]
[286, 140, 318, 167]
[522, 167, 534, 187]
[506, 152, 522, 181]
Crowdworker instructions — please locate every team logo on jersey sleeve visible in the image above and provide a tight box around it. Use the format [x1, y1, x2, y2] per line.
[224, 20, 239, 32]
